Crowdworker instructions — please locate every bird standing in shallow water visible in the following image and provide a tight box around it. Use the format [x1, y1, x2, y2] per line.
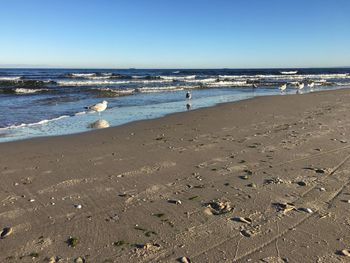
[85, 100, 108, 115]
[297, 82, 305, 90]
[186, 91, 192, 100]
[279, 83, 287, 92]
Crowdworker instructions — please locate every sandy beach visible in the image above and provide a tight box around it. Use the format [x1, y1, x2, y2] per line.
[1, 89, 350, 262]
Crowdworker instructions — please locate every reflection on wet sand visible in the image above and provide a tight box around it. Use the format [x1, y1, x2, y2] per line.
[87, 119, 110, 129]
[186, 102, 192, 111]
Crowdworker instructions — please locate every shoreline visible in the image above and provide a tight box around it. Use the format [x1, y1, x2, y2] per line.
[1, 87, 348, 145]
[1, 88, 350, 262]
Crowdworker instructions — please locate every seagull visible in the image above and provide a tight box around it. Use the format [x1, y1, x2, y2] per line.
[279, 83, 287, 92]
[85, 100, 108, 114]
[186, 91, 192, 100]
[308, 82, 315, 89]
[252, 84, 258, 89]
[297, 82, 305, 90]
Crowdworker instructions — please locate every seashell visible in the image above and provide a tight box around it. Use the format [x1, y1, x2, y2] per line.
[74, 257, 85, 263]
[179, 256, 191, 263]
[233, 217, 252, 224]
[340, 249, 350, 257]
[246, 183, 257, 188]
[142, 243, 161, 251]
[297, 181, 307, 186]
[274, 203, 295, 214]
[168, 199, 182, 205]
[299, 207, 313, 213]
[240, 229, 253, 237]
[265, 177, 284, 185]
[206, 200, 233, 215]
[46, 257, 58, 263]
[0, 227, 13, 239]
[314, 168, 326, 174]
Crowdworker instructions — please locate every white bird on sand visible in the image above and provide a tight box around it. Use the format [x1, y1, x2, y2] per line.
[279, 83, 287, 92]
[186, 91, 192, 100]
[85, 100, 108, 114]
[297, 82, 305, 90]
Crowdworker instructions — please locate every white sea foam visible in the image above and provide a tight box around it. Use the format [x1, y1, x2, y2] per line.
[135, 86, 185, 93]
[74, 111, 87, 116]
[0, 115, 70, 130]
[58, 80, 131, 86]
[131, 75, 149, 79]
[280, 71, 298, 75]
[161, 75, 196, 81]
[14, 88, 49, 94]
[218, 73, 349, 80]
[0, 76, 21, 81]
[335, 82, 350, 86]
[93, 88, 136, 95]
[58, 79, 173, 86]
[88, 76, 114, 80]
[71, 73, 96, 77]
[57, 73, 349, 87]
[207, 80, 250, 87]
[184, 78, 219, 83]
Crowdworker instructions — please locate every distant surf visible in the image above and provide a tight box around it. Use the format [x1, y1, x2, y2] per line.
[280, 70, 298, 75]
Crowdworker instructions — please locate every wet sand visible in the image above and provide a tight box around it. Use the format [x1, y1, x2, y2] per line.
[1, 89, 350, 262]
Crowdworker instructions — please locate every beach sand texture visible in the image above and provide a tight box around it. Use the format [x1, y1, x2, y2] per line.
[1, 89, 350, 262]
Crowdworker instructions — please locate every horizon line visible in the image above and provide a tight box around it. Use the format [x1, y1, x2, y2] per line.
[0, 65, 349, 70]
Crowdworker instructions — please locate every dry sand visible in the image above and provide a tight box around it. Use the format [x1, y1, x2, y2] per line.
[1, 89, 350, 262]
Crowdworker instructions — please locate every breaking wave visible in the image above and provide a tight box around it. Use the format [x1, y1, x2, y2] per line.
[280, 71, 298, 75]
[0, 87, 52, 94]
[0, 115, 70, 130]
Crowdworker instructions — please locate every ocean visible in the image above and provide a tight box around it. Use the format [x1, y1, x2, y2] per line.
[0, 68, 349, 142]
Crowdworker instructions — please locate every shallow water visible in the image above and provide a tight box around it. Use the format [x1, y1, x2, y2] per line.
[0, 68, 349, 142]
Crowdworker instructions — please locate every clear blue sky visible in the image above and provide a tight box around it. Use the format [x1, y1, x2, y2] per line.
[0, 0, 349, 68]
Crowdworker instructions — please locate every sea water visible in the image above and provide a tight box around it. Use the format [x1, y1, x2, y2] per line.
[0, 68, 349, 142]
